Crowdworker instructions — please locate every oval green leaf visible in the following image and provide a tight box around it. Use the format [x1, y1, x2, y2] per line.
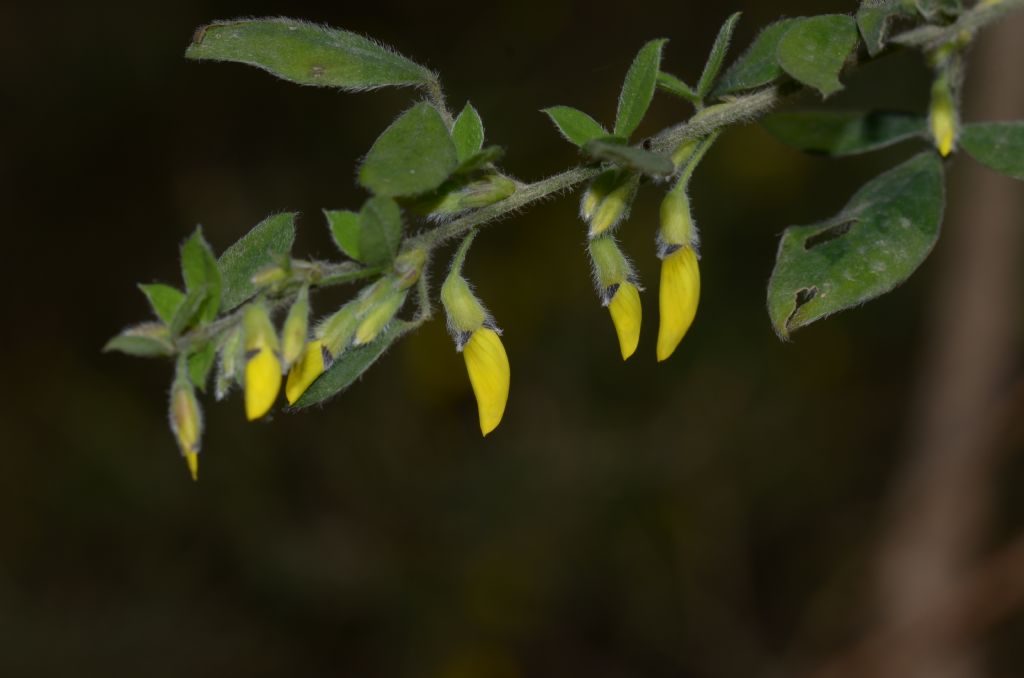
[584, 139, 674, 176]
[358, 197, 403, 266]
[180, 227, 221, 324]
[762, 110, 926, 156]
[359, 103, 458, 197]
[452, 103, 485, 164]
[768, 151, 944, 338]
[104, 323, 174, 357]
[186, 18, 435, 91]
[291, 321, 411, 408]
[542, 106, 608, 147]
[777, 15, 859, 98]
[324, 209, 362, 260]
[218, 213, 297, 311]
[857, 0, 917, 56]
[615, 39, 668, 138]
[138, 283, 185, 325]
[960, 122, 1024, 181]
[697, 12, 742, 98]
[712, 18, 803, 97]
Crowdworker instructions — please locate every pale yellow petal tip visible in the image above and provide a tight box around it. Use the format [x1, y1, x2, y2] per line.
[608, 283, 641, 360]
[463, 328, 510, 436]
[656, 247, 700, 362]
[285, 341, 326, 405]
[184, 452, 199, 482]
[245, 347, 282, 421]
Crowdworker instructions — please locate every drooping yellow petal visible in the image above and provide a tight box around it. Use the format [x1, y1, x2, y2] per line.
[608, 282, 641, 360]
[245, 347, 282, 421]
[184, 452, 199, 482]
[463, 328, 510, 436]
[656, 246, 700, 362]
[285, 340, 326, 405]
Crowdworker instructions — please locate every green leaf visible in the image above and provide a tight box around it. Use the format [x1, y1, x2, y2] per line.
[188, 341, 217, 391]
[857, 0, 917, 57]
[358, 197, 403, 266]
[104, 323, 174, 357]
[324, 209, 362, 260]
[138, 283, 185, 325]
[960, 122, 1024, 180]
[767, 151, 944, 338]
[359, 102, 459, 197]
[697, 12, 742, 98]
[915, 0, 962, 19]
[713, 18, 803, 97]
[455, 145, 504, 174]
[185, 18, 435, 91]
[656, 72, 700, 103]
[168, 286, 211, 336]
[452, 103, 485, 164]
[776, 15, 860, 98]
[583, 139, 674, 176]
[762, 110, 926, 156]
[180, 228, 222, 323]
[218, 213, 296, 311]
[615, 39, 668, 138]
[291, 321, 410, 408]
[542, 106, 609, 147]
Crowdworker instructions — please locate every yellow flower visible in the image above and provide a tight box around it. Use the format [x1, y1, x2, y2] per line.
[285, 340, 326, 405]
[169, 373, 202, 481]
[656, 246, 700, 362]
[245, 347, 282, 420]
[243, 303, 282, 421]
[607, 282, 642, 360]
[463, 328, 510, 436]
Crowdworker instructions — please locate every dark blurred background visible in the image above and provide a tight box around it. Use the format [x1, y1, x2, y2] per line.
[3, 1, 1024, 676]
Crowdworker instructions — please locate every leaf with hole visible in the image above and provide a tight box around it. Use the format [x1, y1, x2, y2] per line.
[615, 39, 667, 138]
[776, 15, 859, 98]
[767, 151, 944, 338]
[185, 18, 435, 91]
[712, 18, 803, 97]
[359, 103, 458, 197]
[960, 122, 1024, 181]
[583, 139, 674, 176]
[857, 0, 917, 56]
[762, 110, 926, 156]
[291, 321, 411, 408]
[542, 106, 608, 147]
[218, 213, 296, 311]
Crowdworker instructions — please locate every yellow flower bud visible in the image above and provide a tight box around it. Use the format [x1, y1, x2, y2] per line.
[607, 282, 642, 360]
[588, 173, 639, 238]
[214, 325, 243, 401]
[929, 74, 958, 157]
[659, 188, 697, 249]
[243, 303, 282, 421]
[394, 247, 428, 290]
[463, 328, 510, 436]
[656, 246, 700, 362]
[441, 274, 487, 337]
[285, 339, 327, 405]
[353, 290, 407, 346]
[169, 372, 202, 482]
[580, 169, 620, 222]
[251, 264, 288, 287]
[280, 285, 310, 368]
[316, 302, 360, 358]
